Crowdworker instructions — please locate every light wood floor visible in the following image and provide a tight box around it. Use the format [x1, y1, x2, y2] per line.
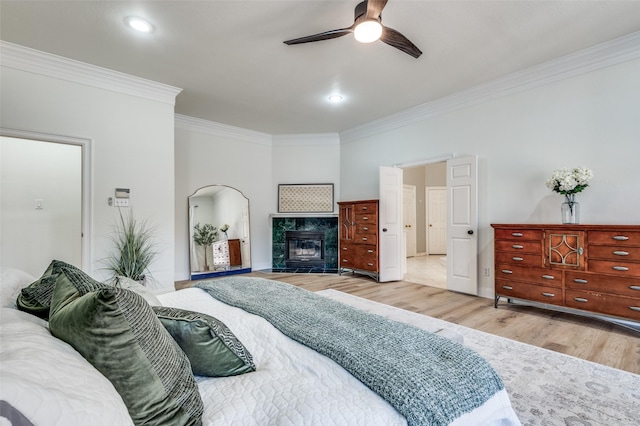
[176, 271, 640, 375]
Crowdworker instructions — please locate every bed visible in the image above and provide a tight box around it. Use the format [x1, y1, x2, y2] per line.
[0, 262, 521, 426]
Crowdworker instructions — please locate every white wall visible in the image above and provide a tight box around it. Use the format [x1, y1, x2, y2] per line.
[174, 123, 342, 280]
[0, 64, 178, 291]
[340, 58, 640, 298]
[174, 118, 273, 280]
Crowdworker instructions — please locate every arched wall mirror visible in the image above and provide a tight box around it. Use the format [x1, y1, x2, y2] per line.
[189, 185, 251, 280]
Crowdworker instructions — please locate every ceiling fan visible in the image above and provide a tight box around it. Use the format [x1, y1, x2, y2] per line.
[283, 0, 422, 58]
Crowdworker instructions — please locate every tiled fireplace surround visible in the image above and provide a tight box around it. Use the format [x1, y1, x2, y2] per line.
[271, 216, 339, 272]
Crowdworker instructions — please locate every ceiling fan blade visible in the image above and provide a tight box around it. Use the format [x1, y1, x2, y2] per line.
[365, 0, 388, 20]
[284, 27, 353, 45]
[380, 26, 422, 58]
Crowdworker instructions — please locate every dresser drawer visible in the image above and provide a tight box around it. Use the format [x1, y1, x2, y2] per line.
[356, 223, 377, 235]
[354, 202, 377, 214]
[494, 229, 542, 241]
[588, 245, 640, 261]
[340, 244, 377, 271]
[566, 289, 640, 321]
[495, 252, 542, 267]
[566, 271, 640, 298]
[588, 230, 640, 247]
[355, 212, 378, 226]
[495, 264, 562, 287]
[495, 240, 542, 254]
[588, 260, 640, 278]
[353, 233, 377, 245]
[495, 279, 563, 306]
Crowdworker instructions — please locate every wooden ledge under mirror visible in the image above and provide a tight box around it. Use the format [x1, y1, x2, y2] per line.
[189, 185, 252, 280]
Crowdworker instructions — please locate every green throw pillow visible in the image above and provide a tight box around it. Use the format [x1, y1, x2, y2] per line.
[17, 259, 86, 319]
[49, 268, 203, 426]
[154, 306, 256, 377]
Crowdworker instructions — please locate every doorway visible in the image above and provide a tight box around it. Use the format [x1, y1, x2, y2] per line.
[0, 130, 90, 276]
[402, 161, 447, 289]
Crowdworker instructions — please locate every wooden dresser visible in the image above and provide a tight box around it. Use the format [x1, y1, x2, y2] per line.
[492, 224, 640, 330]
[212, 238, 242, 269]
[338, 200, 379, 281]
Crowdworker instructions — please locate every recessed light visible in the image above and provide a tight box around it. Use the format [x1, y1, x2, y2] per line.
[328, 94, 344, 103]
[125, 16, 154, 33]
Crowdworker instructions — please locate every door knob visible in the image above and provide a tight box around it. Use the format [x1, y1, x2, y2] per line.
[467, 230, 474, 235]
[382, 228, 388, 232]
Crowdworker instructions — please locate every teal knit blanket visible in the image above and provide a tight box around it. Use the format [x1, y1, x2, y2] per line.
[195, 277, 505, 426]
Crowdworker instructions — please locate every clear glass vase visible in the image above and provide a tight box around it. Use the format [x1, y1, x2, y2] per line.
[561, 194, 579, 224]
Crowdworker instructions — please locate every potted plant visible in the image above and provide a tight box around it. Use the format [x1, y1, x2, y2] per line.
[193, 223, 218, 271]
[105, 209, 158, 284]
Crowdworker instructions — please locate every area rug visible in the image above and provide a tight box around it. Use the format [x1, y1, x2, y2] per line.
[316, 289, 640, 426]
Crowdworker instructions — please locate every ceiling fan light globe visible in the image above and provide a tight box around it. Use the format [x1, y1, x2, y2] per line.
[354, 20, 382, 43]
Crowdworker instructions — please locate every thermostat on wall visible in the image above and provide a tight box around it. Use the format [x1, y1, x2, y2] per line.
[115, 188, 130, 198]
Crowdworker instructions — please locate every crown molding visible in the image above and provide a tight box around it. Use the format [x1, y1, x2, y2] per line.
[340, 31, 640, 143]
[0, 41, 182, 105]
[175, 114, 272, 146]
[272, 133, 340, 146]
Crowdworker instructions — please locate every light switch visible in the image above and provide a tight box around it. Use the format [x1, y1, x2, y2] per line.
[35, 199, 44, 210]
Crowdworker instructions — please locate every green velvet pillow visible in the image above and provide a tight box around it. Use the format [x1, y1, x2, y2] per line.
[49, 268, 203, 426]
[16, 259, 86, 319]
[153, 306, 256, 377]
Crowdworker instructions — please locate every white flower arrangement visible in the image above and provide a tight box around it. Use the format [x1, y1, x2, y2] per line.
[546, 167, 593, 195]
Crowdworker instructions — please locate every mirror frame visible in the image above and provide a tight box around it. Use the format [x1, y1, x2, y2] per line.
[188, 184, 252, 280]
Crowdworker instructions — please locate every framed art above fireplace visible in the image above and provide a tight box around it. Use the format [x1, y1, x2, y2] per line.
[278, 183, 334, 213]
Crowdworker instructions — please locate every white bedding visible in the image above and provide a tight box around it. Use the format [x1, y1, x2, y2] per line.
[0, 265, 519, 426]
[158, 287, 520, 426]
[158, 287, 407, 426]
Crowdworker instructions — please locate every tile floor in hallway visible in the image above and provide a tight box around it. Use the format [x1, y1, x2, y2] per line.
[404, 254, 447, 289]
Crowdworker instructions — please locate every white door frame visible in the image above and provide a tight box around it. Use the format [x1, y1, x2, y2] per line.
[426, 185, 447, 255]
[403, 184, 417, 258]
[1, 128, 92, 272]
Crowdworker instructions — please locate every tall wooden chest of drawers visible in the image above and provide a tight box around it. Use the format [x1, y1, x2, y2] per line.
[338, 200, 379, 281]
[492, 224, 640, 329]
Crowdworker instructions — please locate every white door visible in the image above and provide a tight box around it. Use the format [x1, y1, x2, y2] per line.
[379, 166, 404, 282]
[446, 156, 478, 295]
[403, 184, 417, 258]
[426, 186, 447, 254]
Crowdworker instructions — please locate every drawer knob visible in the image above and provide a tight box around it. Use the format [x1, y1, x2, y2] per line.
[342, 259, 349, 263]
[367, 262, 373, 266]
[512, 257, 524, 261]
[612, 266, 629, 271]
[363, 227, 369, 231]
[512, 244, 524, 249]
[629, 306, 640, 312]
[573, 278, 588, 284]
[512, 232, 524, 237]
[541, 274, 555, 280]
[613, 251, 629, 256]
[573, 297, 589, 303]
[362, 217, 369, 220]
[367, 250, 374, 253]
[342, 247, 347, 250]
[502, 285, 513, 290]
[629, 285, 640, 291]
[542, 292, 555, 298]
[362, 237, 368, 241]
[612, 235, 630, 241]
[501, 269, 513, 274]
[362, 207, 368, 210]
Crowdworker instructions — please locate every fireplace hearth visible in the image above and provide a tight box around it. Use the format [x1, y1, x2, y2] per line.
[271, 216, 338, 272]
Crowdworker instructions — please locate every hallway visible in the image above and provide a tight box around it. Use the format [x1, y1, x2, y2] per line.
[404, 255, 447, 289]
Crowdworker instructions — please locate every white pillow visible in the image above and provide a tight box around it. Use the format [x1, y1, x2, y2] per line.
[115, 276, 163, 306]
[0, 267, 36, 309]
[0, 308, 134, 425]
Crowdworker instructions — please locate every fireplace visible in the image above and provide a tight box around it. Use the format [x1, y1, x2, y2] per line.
[285, 230, 325, 269]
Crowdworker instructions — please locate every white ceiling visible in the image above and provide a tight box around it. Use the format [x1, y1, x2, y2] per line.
[2, 1, 640, 135]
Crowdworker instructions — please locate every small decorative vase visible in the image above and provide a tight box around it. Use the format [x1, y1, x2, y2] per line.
[561, 194, 580, 224]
